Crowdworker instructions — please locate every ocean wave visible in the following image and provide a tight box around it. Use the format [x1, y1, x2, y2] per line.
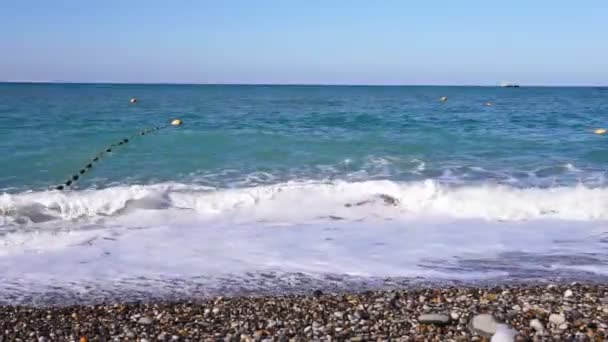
[2, 179, 608, 226]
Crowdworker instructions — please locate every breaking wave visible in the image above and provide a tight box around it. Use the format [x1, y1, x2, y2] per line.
[2, 180, 608, 226]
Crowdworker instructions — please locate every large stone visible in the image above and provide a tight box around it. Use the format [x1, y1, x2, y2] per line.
[138, 316, 154, 325]
[418, 313, 450, 325]
[549, 313, 566, 326]
[469, 314, 499, 337]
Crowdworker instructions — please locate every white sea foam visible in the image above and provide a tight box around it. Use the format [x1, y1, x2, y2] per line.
[1, 180, 608, 226]
[2, 180, 608, 304]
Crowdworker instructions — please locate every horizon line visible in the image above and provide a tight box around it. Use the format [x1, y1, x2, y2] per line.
[1, 81, 606, 88]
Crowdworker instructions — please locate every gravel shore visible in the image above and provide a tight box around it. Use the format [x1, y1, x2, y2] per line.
[1, 283, 607, 341]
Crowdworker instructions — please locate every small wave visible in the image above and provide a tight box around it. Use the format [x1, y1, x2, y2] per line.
[2, 180, 608, 226]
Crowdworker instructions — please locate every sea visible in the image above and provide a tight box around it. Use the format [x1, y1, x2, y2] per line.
[1, 83, 607, 305]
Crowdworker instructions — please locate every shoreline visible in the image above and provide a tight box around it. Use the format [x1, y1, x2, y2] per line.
[4, 275, 608, 307]
[1, 282, 606, 340]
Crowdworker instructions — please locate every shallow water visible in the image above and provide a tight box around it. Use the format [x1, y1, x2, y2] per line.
[1, 84, 607, 304]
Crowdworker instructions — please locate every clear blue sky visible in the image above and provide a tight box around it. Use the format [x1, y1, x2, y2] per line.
[1, 0, 607, 85]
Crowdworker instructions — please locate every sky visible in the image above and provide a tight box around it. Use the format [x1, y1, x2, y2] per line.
[1, 0, 607, 85]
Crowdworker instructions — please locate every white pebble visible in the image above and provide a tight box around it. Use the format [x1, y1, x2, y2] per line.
[470, 314, 498, 336]
[491, 324, 518, 342]
[559, 323, 569, 330]
[549, 313, 566, 325]
[530, 319, 544, 333]
[564, 289, 573, 298]
[137, 316, 153, 325]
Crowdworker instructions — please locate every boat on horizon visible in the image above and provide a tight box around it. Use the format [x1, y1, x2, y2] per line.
[500, 81, 520, 88]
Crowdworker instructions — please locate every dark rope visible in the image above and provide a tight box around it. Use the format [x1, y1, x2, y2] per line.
[54, 120, 181, 190]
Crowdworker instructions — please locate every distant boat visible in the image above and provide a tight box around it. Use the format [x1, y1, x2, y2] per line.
[500, 81, 520, 88]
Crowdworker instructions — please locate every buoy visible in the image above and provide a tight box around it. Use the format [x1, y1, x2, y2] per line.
[485, 102, 493, 106]
[130, 98, 137, 104]
[171, 119, 183, 126]
[440, 96, 448, 102]
[594, 128, 606, 135]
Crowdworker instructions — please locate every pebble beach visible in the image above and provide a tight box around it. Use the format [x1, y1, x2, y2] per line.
[1, 283, 607, 341]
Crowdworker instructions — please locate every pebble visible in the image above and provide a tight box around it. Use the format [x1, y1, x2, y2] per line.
[418, 313, 450, 325]
[1, 283, 607, 340]
[549, 313, 566, 326]
[529, 319, 544, 333]
[564, 289, 574, 298]
[138, 316, 154, 325]
[470, 314, 499, 337]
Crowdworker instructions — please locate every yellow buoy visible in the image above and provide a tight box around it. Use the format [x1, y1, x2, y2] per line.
[440, 96, 448, 102]
[594, 128, 606, 135]
[171, 119, 183, 126]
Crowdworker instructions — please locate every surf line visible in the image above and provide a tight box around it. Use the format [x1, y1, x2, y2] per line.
[54, 119, 183, 190]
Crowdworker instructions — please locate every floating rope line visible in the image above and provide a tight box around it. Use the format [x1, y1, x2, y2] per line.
[54, 119, 183, 190]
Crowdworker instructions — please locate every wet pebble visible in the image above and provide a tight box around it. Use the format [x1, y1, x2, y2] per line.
[0, 283, 606, 340]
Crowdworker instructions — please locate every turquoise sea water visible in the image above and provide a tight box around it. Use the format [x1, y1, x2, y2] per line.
[1, 83, 608, 304]
[1, 83, 607, 191]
